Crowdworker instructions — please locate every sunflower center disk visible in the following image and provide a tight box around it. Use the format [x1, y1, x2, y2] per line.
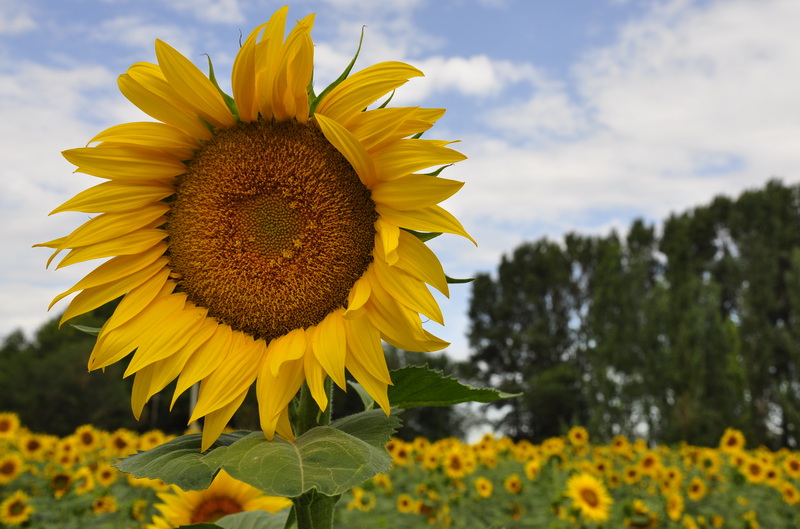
[168, 120, 377, 342]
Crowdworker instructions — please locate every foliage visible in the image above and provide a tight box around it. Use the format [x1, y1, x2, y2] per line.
[468, 179, 800, 448]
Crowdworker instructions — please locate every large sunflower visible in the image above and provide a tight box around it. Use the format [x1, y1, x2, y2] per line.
[564, 472, 613, 523]
[40, 6, 472, 450]
[146, 469, 291, 527]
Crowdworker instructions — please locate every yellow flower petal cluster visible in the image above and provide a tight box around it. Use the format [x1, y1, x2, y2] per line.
[40, 6, 472, 449]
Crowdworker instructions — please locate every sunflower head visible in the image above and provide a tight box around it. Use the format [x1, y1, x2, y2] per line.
[41, 7, 472, 450]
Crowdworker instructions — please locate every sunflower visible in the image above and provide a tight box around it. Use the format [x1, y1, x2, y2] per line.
[92, 494, 119, 514]
[74, 424, 100, 452]
[95, 463, 119, 488]
[567, 426, 589, 448]
[565, 472, 613, 523]
[474, 476, 493, 498]
[396, 493, 416, 514]
[782, 453, 800, 478]
[719, 427, 745, 453]
[503, 473, 523, 494]
[0, 454, 24, 485]
[0, 490, 34, 526]
[146, 469, 291, 528]
[665, 492, 684, 522]
[40, 6, 472, 450]
[686, 476, 707, 501]
[0, 413, 20, 440]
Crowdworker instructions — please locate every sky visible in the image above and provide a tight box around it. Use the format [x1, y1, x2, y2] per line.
[2, 0, 799, 362]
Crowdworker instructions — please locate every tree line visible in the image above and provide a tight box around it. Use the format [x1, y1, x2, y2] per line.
[3, 179, 798, 447]
[466, 179, 800, 449]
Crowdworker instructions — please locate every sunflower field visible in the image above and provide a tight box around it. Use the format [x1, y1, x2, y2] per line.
[1, 410, 798, 528]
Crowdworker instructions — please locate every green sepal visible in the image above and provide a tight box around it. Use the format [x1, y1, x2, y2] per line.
[309, 26, 365, 116]
[176, 509, 290, 529]
[446, 274, 475, 284]
[423, 164, 453, 177]
[71, 324, 101, 336]
[388, 365, 520, 408]
[402, 228, 441, 242]
[206, 55, 239, 120]
[376, 90, 395, 109]
[115, 410, 400, 497]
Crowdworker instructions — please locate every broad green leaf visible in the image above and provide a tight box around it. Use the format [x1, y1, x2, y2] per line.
[176, 510, 291, 529]
[207, 410, 400, 496]
[388, 365, 520, 408]
[115, 431, 247, 490]
[116, 410, 399, 497]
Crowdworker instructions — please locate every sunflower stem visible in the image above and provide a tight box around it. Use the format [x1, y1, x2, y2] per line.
[292, 378, 337, 528]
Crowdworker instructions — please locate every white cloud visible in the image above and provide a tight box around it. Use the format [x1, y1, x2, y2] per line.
[0, 0, 36, 35]
[0, 60, 122, 338]
[165, 0, 246, 24]
[444, 0, 800, 272]
[91, 16, 196, 59]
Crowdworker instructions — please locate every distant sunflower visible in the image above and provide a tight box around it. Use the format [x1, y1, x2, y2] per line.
[0, 412, 20, 439]
[565, 472, 613, 523]
[719, 427, 745, 453]
[665, 492, 684, 522]
[474, 476, 493, 498]
[146, 469, 290, 528]
[40, 5, 471, 451]
[0, 490, 34, 526]
[0, 454, 24, 485]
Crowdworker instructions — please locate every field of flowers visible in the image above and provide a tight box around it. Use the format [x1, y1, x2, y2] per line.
[1, 411, 798, 528]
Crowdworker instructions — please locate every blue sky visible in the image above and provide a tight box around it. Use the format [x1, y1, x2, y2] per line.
[2, 0, 799, 362]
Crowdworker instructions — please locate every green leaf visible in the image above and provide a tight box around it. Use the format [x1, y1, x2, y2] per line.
[309, 26, 365, 116]
[71, 324, 101, 336]
[347, 380, 375, 410]
[116, 410, 400, 497]
[388, 365, 520, 408]
[115, 431, 247, 490]
[177, 510, 290, 529]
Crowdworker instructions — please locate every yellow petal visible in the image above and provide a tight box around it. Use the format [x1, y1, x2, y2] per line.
[274, 407, 295, 441]
[232, 18, 273, 122]
[373, 256, 443, 325]
[201, 388, 249, 452]
[312, 309, 347, 390]
[57, 205, 169, 250]
[62, 144, 186, 180]
[372, 139, 467, 181]
[376, 204, 476, 245]
[345, 347, 390, 415]
[304, 342, 329, 412]
[315, 113, 377, 188]
[51, 242, 166, 309]
[267, 327, 307, 377]
[343, 315, 391, 384]
[88, 292, 186, 371]
[394, 229, 448, 296]
[172, 323, 233, 406]
[391, 107, 447, 142]
[123, 304, 207, 377]
[272, 13, 315, 122]
[130, 364, 157, 420]
[257, 356, 305, 440]
[57, 257, 169, 326]
[55, 229, 168, 269]
[344, 275, 371, 319]
[154, 39, 235, 129]
[315, 62, 423, 125]
[102, 271, 173, 335]
[50, 180, 175, 215]
[89, 121, 200, 156]
[190, 333, 265, 421]
[371, 174, 464, 210]
[118, 67, 212, 141]
[375, 218, 399, 265]
[345, 106, 420, 151]
[254, 7, 289, 120]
